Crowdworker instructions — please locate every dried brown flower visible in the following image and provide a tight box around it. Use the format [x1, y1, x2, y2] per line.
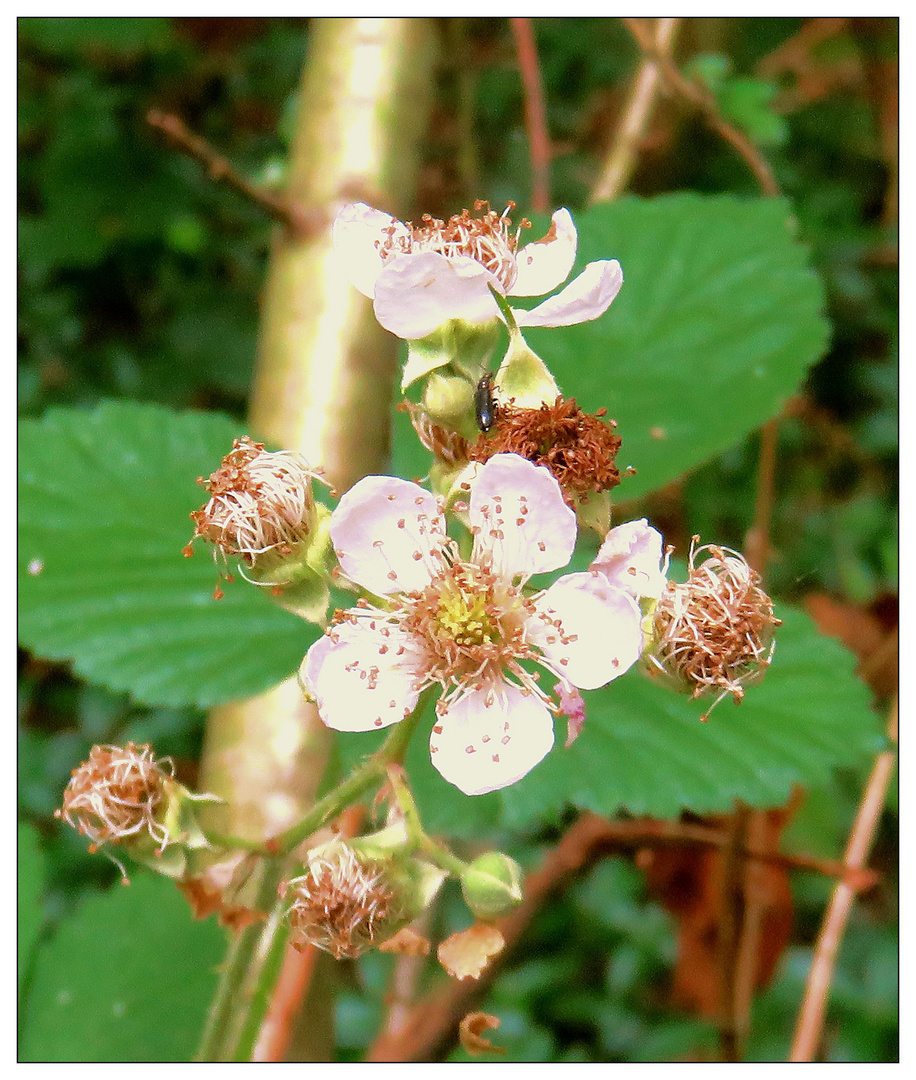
[187, 436, 318, 564]
[467, 396, 622, 503]
[282, 843, 400, 960]
[56, 742, 171, 852]
[648, 539, 781, 720]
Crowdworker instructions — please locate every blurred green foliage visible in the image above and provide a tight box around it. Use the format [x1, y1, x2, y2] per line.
[18, 16, 896, 1063]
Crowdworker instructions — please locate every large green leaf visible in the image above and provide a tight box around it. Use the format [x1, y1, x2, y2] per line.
[19, 872, 225, 1062]
[18, 823, 47, 999]
[500, 605, 882, 826]
[18, 402, 320, 707]
[333, 604, 881, 830]
[511, 195, 827, 501]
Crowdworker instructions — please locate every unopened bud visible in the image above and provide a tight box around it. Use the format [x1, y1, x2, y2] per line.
[460, 851, 523, 920]
[646, 538, 781, 720]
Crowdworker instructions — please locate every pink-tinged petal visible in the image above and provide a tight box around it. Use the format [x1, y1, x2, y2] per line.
[430, 684, 555, 795]
[372, 252, 502, 340]
[469, 454, 576, 579]
[332, 202, 408, 299]
[331, 475, 447, 597]
[510, 209, 578, 297]
[555, 682, 587, 747]
[591, 519, 666, 600]
[528, 572, 643, 690]
[301, 619, 421, 732]
[514, 260, 623, 328]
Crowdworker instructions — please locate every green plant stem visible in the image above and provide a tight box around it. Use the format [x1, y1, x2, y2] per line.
[230, 895, 293, 1062]
[386, 763, 469, 878]
[194, 859, 287, 1061]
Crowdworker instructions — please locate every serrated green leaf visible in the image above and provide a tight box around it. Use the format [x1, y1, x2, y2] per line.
[520, 195, 829, 500]
[18, 823, 47, 998]
[500, 605, 882, 826]
[18, 402, 321, 707]
[19, 872, 225, 1062]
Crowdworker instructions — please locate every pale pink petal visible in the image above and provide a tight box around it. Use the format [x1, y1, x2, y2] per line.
[469, 454, 576, 580]
[332, 202, 408, 299]
[510, 209, 578, 297]
[514, 260, 623, 328]
[331, 475, 447, 597]
[528, 572, 642, 690]
[301, 619, 421, 732]
[430, 684, 555, 795]
[372, 252, 502, 340]
[555, 682, 587, 747]
[591, 519, 666, 600]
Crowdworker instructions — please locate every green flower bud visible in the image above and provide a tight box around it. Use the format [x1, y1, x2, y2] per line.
[460, 851, 524, 920]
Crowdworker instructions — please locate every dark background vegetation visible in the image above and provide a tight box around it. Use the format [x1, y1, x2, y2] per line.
[18, 17, 897, 1062]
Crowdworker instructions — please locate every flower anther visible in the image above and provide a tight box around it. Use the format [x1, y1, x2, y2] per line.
[333, 200, 623, 340]
[301, 454, 643, 795]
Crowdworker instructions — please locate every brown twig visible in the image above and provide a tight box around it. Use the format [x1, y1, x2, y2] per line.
[591, 17, 680, 204]
[716, 803, 751, 1061]
[789, 696, 898, 1061]
[510, 18, 550, 213]
[621, 17, 780, 198]
[365, 813, 879, 1062]
[146, 109, 323, 238]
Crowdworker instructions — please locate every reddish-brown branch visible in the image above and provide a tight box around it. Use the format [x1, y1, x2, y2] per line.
[592, 17, 680, 204]
[252, 805, 366, 1062]
[510, 18, 550, 214]
[789, 697, 898, 1061]
[622, 17, 780, 198]
[146, 109, 325, 238]
[365, 813, 879, 1062]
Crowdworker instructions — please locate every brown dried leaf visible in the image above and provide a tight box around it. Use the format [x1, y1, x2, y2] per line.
[379, 926, 431, 956]
[438, 923, 505, 981]
[642, 800, 798, 1017]
[459, 1012, 506, 1056]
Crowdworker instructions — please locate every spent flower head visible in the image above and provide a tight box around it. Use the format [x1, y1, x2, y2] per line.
[468, 396, 622, 506]
[301, 454, 643, 795]
[333, 200, 623, 341]
[187, 436, 321, 568]
[646, 538, 781, 719]
[56, 742, 172, 853]
[281, 836, 445, 960]
[282, 841, 401, 960]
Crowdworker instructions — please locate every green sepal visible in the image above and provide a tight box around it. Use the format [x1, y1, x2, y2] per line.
[495, 329, 560, 409]
[402, 319, 500, 390]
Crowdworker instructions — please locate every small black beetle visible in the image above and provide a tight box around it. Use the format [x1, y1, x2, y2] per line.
[474, 372, 499, 432]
